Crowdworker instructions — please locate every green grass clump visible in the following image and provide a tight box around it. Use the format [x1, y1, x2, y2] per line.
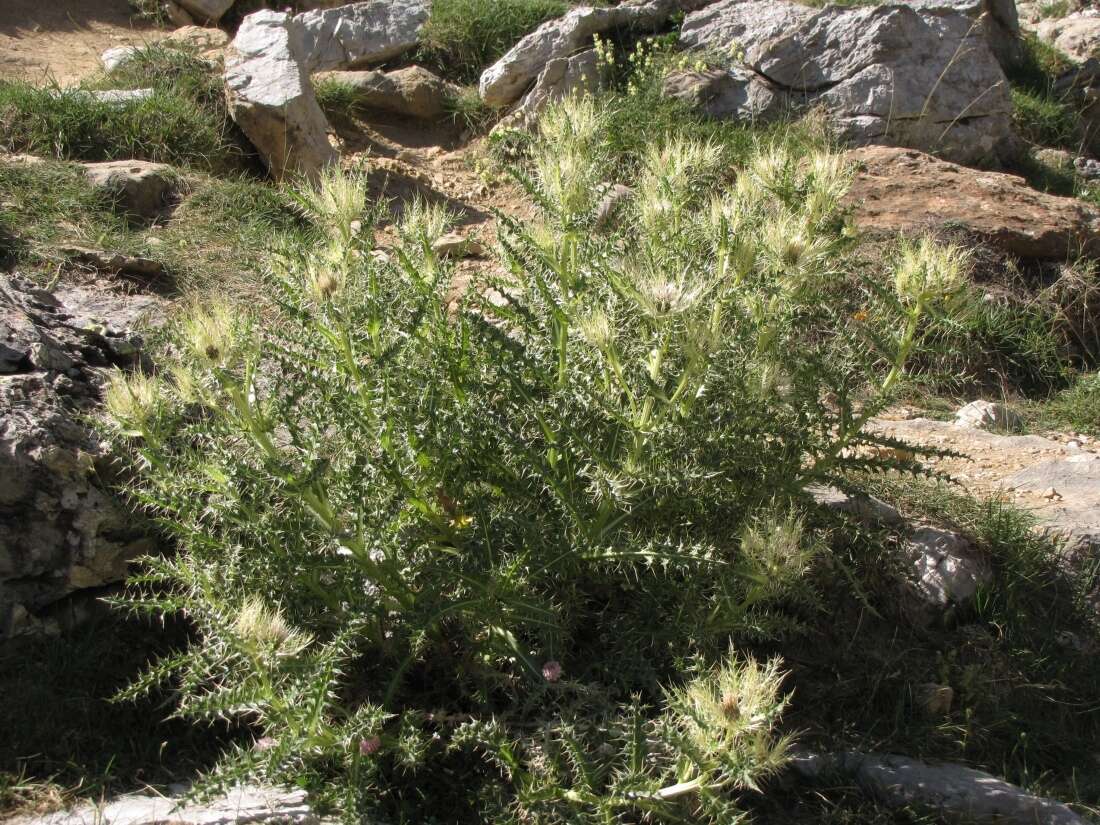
[1011, 87, 1080, 149]
[1030, 371, 1100, 434]
[0, 45, 250, 174]
[906, 281, 1068, 395]
[417, 0, 570, 84]
[1006, 34, 1084, 153]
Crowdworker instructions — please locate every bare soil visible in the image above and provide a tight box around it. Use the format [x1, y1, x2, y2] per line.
[0, 0, 161, 86]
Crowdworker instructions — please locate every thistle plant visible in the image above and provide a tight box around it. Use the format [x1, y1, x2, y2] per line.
[105, 97, 965, 822]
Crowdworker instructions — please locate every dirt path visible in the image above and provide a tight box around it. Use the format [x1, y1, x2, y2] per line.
[0, 0, 161, 86]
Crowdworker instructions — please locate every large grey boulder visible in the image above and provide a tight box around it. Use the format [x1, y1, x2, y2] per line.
[317, 66, 459, 120]
[479, 0, 677, 107]
[499, 49, 604, 130]
[296, 0, 431, 72]
[676, 0, 1017, 166]
[225, 10, 337, 183]
[8, 786, 318, 825]
[791, 751, 1089, 825]
[0, 275, 162, 638]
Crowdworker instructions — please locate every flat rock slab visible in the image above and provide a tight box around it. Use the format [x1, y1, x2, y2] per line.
[872, 417, 1100, 555]
[792, 751, 1088, 824]
[845, 146, 1100, 260]
[9, 786, 318, 825]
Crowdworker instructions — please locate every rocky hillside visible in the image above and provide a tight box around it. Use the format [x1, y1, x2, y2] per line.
[2, 1, 1100, 824]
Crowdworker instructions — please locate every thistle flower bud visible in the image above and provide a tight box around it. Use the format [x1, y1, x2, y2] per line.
[234, 596, 313, 657]
[104, 370, 164, 434]
[893, 237, 969, 307]
[578, 310, 614, 351]
[181, 301, 239, 369]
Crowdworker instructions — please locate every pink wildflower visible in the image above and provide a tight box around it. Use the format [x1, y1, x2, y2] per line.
[542, 660, 563, 683]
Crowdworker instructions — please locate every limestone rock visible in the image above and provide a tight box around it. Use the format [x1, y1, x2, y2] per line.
[82, 160, 175, 222]
[500, 49, 603, 129]
[0, 275, 164, 639]
[479, 0, 677, 107]
[162, 1, 196, 27]
[906, 527, 991, 606]
[906, 0, 1022, 69]
[101, 46, 139, 73]
[176, 0, 233, 24]
[296, 0, 431, 72]
[791, 751, 1089, 824]
[163, 25, 231, 54]
[432, 233, 484, 259]
[1051, 59, 1100, 154]
[62, 247, 165, 279]
[806, 484, 905, 525]
[90, 89, 155, 105]
[1037, 10, 1100, 63]
[225, 10, 337, 183]
[317, 66, 459, 119]
[662, 66, 784, 122]
[8, 786, 318, 825]
[844, 146, 1100, 260]
[954, 400, 1023, 432]
[676, 0, 1017, 166]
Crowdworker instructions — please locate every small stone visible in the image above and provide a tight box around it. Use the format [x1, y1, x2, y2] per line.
[101, 46, 140, 73]
[907, 527, 991, 607]
[82, 160, 175, 222]
[432, 233, 483, 259]
[954, 400, 1023, 433]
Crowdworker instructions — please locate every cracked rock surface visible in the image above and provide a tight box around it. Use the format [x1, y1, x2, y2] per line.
[0, 274, 164, 638]
[675, 0, 1018, 166]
